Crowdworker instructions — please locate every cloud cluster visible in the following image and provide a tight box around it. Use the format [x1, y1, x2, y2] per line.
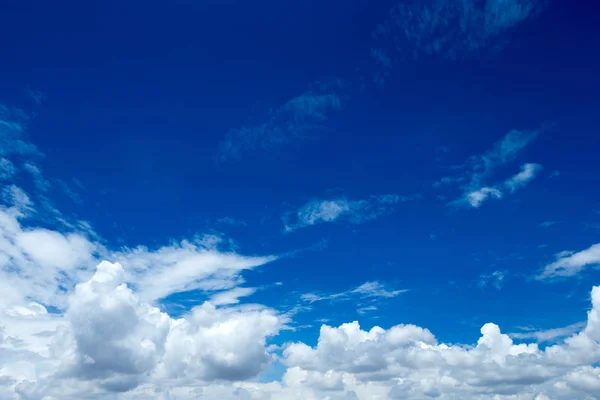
[6, 247, 600, 399]
[0, 260, 284, 399]
[280, 287, 600, 399]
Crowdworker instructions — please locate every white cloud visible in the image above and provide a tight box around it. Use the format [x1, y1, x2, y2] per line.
[23, 162, 50, 192]
[6, 249, 600, 399]
[111, 240, 276, 303]
[301, 281, 408, 304]
[285, 194, 418, 232]
[440, 129, 544, 208]
[510, 322, 586, 343]
[278, 286, 600, 399]
[2, 185, 33, 215]
[0, 260, 284, 398]
[357, 306, 378, 315]
[461, 162, 541, 208]
[465, 186, 503, 208]
[0, 157, 17, 180]
[537, 243, 600, 279]
[210, 287, 257, 306]
[504, 163, 542, 192]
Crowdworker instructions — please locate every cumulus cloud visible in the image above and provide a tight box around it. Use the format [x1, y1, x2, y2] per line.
[217, 82, 343, 162]
[0, 261, 283, 398]
[537, 243, 600, 279]
[373, 0, 547, 64]
[6, 249, 600, 399]
[284, 194, 418, 232]
[278, 286, 600, 399]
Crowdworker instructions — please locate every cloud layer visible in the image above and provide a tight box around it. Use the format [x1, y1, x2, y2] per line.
[4, 255, 600, 399]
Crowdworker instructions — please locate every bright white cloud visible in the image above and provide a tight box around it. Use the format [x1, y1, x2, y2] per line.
[537, 243, 600, 279]
[5, 252, 600, 399]
[0, 261, 284, 398]
[278, 286, 600, 399]
[112, 240, 276, 303]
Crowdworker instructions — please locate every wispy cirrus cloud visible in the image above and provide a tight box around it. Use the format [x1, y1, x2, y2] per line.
[504, 162, 542, 193]
[439, 128, 544, 208]
[0, 157, 17, 180]
[510, 322, 586, 343]
[283, 194, 419, 232]
[217, 82, 344, 162]
[478, 270, 506, 290]
[537, 243, 600, 280]
[465, 186, 503, 208]
[372, 0, 547, 66]
[301, 281, 408, 304]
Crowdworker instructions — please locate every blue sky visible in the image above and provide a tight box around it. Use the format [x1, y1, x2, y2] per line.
[1, 0, 600, 399]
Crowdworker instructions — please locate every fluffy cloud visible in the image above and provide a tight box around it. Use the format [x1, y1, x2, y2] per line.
[5, 252, 600, 399]
[284, 194, 417, 232]
[280, 287, 600, 399]
[0, 261, 284, 398]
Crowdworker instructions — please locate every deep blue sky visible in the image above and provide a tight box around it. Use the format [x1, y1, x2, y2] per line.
[1, 0, 599, 349]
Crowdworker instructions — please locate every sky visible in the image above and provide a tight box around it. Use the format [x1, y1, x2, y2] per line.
[0, 0, 600, 399]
